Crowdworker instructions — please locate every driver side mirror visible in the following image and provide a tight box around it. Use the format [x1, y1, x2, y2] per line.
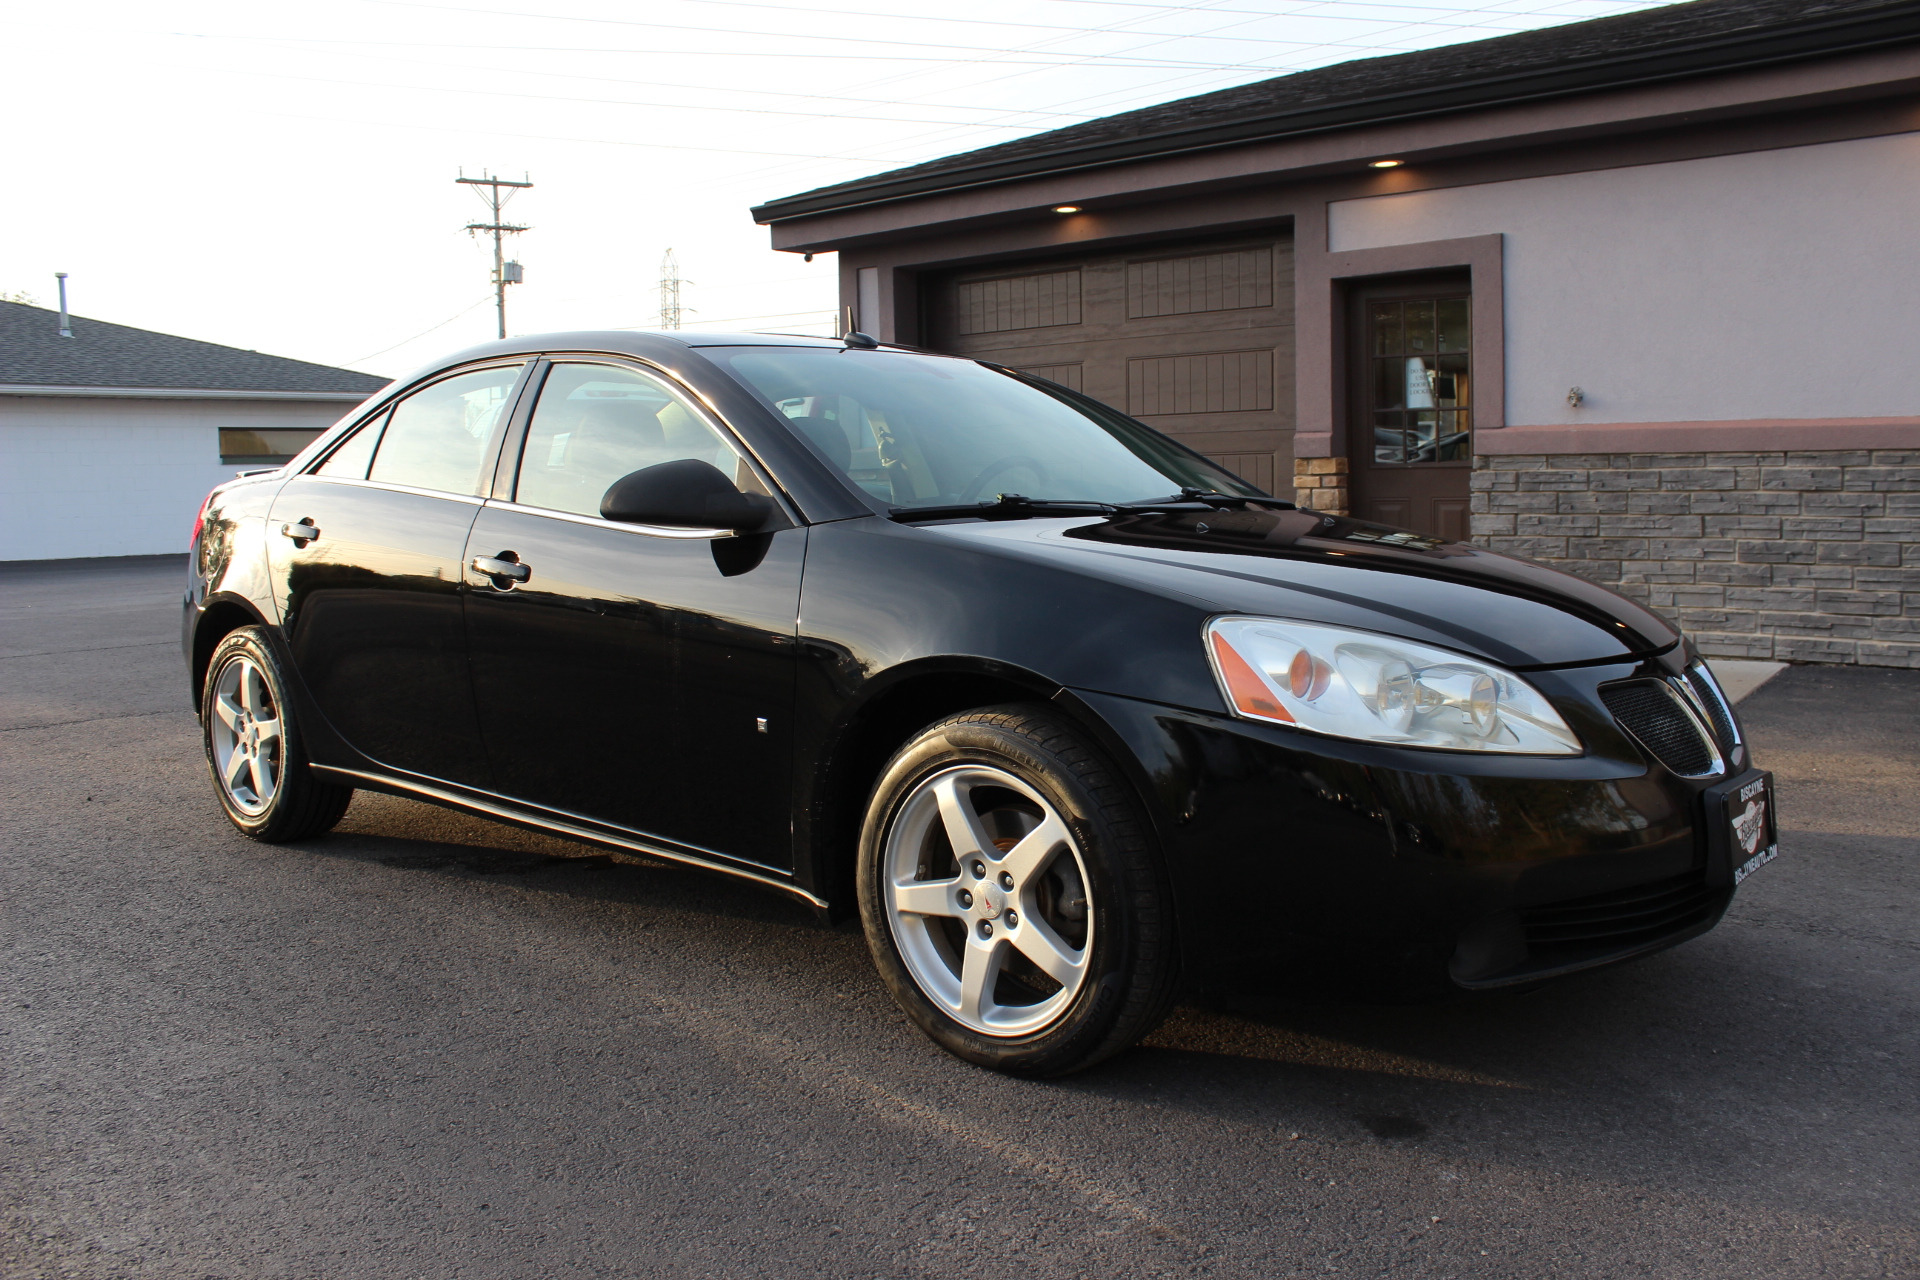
[600, 458, 775, 532]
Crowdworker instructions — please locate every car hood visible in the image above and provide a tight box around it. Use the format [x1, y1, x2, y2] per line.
[919, 506, 1679, 669]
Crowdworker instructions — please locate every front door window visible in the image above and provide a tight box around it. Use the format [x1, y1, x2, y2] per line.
[1369, 297, 1470, 464]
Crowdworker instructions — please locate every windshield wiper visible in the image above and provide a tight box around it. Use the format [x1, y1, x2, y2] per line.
[1137, 488, 1298, 511]
[889, 494, 1119, 523]
[890, 489, 1297, 524]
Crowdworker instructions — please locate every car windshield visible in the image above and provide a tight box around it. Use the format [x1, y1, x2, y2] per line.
[706, 346, 1264, 510]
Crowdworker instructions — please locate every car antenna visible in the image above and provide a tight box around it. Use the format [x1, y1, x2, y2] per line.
[843, 331, 879, 349]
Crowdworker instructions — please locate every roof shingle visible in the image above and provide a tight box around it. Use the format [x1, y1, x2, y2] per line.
[754, 0, 1920, 223]
[0, 301, 388, 396]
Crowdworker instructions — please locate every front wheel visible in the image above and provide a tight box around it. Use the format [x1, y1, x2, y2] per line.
[856, 705, 1180, 1075]
[201, 626, 353, 842]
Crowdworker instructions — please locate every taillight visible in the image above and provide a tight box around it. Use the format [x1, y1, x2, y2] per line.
[190, 489, 216, 548]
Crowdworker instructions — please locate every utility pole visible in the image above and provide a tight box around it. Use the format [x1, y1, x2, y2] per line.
[658, 249, 689, 329]
[456, 170, 531, 339]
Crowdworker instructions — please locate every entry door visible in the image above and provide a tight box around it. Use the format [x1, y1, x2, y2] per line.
[463, 360, 803, 869]
[268, 362, 527, 786]
[1347, 277, 1473, 542]
[927, 234, 1295, 494]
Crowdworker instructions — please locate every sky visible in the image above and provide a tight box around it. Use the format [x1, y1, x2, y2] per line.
[2, 0, 1664, 381]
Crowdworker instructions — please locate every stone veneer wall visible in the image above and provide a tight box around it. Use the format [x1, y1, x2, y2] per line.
[1292, 456, 1350, 515]
[1470, 449, 1920, 666]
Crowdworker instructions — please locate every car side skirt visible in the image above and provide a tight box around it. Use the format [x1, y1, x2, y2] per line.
[312, 764, 830, 911]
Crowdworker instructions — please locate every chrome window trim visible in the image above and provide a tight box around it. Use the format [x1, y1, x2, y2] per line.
[281, 474, 486, 506]
[296, 357, 532, 477]
[311, 764, 824, 908]
[481, 497, 732, 541]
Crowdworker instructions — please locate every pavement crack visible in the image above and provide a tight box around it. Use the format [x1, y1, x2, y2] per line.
[0, 641, 176, 660]
[1, 709, 188, 732]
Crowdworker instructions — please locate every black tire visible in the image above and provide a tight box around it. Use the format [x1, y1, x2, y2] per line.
[856, 704, 1180, 1076]
[200, 626, 353, 842]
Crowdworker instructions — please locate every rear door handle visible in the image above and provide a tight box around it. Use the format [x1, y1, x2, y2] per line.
[281, 520, 319, 543]
[470, 554, 531, 583]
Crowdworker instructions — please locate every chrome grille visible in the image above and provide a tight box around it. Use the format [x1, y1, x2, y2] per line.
[1601, 679, 1722, 777]
[1681, 664, 1740, 754]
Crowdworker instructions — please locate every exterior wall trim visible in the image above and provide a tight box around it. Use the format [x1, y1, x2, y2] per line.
[0, 385, 376, 402]
[769, 50, 1920, 253]
[1479, 417, 1920, 454]
[1294, 231, 1505, 459]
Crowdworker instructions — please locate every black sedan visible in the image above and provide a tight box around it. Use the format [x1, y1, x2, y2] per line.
[183, 331, 1777, 1075]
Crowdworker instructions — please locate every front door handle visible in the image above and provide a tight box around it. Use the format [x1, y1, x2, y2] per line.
[281, 520, 319, 544]
[470, 553, 531, 584]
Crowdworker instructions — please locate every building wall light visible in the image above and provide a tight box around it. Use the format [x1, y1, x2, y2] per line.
[1052, 205, 1082, 214]
[1369, 159, 1404, 169]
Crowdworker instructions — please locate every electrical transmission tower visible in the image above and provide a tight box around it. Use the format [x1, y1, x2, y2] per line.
[456, 170, 531, 339]
[658, 249, 690, 329]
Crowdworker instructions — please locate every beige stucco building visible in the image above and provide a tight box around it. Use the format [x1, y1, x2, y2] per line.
[754, 0, 1920, 666]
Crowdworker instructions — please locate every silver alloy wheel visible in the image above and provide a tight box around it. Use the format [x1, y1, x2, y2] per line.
[883, 764, 1094, 1036]
[208, 653, 283, 816]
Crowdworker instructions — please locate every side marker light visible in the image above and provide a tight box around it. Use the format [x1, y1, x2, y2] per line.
[1211, 631, 1292, 722]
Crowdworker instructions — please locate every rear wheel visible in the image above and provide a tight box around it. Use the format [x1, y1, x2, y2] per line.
[857, 705, 1179, 1075]
[201, 626, 352, 841]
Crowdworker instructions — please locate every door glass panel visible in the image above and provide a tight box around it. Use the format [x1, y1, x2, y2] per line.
[1364, 295, 1469, 466]
[1436, 298, 1470, 353]
[1403, 301, 1435, 354]
[1433, 353, 1470, 406]
[314, 410, 388, 478]
[1372, 357, 1404, 410]
[368, 366, 522, 495]
[514, 362, 745, 518]
[1369, 302, 1401, 356]
[1372, 414, 1406, 463]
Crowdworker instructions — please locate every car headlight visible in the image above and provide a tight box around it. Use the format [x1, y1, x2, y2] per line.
[1205, 616, 1582, 755]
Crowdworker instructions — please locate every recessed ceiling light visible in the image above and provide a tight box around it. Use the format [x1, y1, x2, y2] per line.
[1052, 205, 1082, 214]
[1369, 159, 1404, 169]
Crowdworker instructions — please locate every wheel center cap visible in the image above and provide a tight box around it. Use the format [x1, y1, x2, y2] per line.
[977, 886, 1003, 918]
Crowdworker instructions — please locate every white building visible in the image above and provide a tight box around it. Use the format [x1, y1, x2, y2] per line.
[0, 301, 387, 561]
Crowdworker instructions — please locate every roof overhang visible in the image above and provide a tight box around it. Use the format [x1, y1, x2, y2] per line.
[760, 41, 1920, 254]
[753, 1, 1920, 234]
[0, 384, 381, 402]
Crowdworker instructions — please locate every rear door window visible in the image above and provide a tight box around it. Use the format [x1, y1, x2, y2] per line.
[367, 365, 524, 496]
[313, 409, 389, 478]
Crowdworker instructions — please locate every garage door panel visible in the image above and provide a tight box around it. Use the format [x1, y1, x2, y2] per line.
[954, 269, 1083, 335]
[929, 232, 1294, 487]
[1126, 245, 1276, 319]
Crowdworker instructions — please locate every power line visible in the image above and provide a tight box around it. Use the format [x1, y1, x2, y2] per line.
[211, 66, 1097, 130]
[272, 45, 1102, 122]
[363, 0, 1660, 54]
[164, 30, 1305, 72]
[344, 294, 496, 365]
[456, 170, 531, 339]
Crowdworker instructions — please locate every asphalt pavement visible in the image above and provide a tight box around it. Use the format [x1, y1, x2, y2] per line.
[3, 554, 1915, 1279]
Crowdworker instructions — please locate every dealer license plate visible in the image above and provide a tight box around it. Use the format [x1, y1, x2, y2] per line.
[1727, 772, 1778, 885]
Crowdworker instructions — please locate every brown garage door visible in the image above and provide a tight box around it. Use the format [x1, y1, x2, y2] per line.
[924, 233, 1294, 495]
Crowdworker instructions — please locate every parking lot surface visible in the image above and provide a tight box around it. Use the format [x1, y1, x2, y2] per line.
[3, 555, 1916, 1279]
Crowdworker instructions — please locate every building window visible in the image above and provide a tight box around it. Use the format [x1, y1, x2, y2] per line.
[1368, 296, 1470, 463]
[219, 428, 326, 465]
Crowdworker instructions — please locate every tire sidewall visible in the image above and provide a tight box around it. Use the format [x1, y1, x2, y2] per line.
[202, 626, 305, 839]
[856, 710, 1158, 1075]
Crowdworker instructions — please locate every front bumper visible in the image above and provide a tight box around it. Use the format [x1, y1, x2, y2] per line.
[1074, 653, 1748, 991]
